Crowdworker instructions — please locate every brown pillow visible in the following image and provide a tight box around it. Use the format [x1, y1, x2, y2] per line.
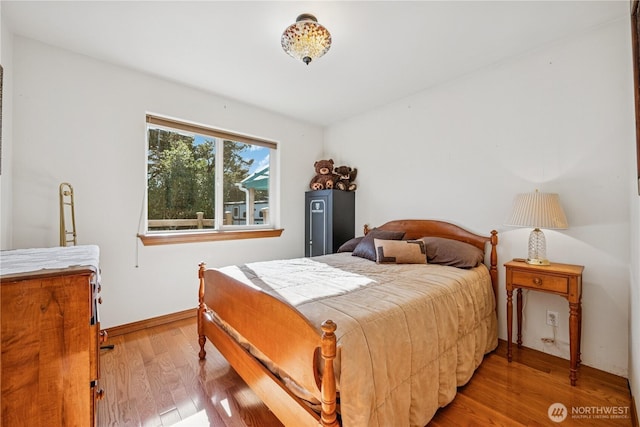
[374, 239, 427, 264]
[352, 229, 405, 261]
[419, 237, 484, 268]
[337, 236, 363, 253]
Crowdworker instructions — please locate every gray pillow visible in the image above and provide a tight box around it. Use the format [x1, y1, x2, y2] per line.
[337, 236, 363, 253]
[352, 229, 405, 261]
[419, 237, 484, 268]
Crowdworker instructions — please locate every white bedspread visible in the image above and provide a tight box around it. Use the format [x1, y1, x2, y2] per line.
[219, 253, 497, 427]
[1, 245, 100, 277]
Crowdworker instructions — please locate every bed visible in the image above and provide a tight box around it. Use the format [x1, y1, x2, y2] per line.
[197, 219, 498, 427]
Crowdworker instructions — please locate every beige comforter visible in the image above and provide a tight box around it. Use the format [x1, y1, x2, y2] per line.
[219, 253, 497, 427]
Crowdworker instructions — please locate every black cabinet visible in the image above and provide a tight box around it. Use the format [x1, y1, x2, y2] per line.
[305, 190, 355, 257]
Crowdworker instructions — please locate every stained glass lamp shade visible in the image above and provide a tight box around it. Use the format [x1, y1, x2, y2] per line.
[281, 14, 331, 65]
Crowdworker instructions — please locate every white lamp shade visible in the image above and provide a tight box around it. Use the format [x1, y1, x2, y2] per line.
[505, 191, 568, 230]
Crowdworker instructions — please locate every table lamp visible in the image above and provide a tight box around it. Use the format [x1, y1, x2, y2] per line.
[505, 190, 568, 265]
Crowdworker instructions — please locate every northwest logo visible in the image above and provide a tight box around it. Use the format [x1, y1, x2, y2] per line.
[548, 403, 568, 423]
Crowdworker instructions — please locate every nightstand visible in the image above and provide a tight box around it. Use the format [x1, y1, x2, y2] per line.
[505, 259, 584, 386]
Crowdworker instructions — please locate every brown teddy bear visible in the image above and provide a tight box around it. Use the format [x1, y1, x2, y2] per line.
[334, 165, 357, 191]
[309, 159, 336, 190]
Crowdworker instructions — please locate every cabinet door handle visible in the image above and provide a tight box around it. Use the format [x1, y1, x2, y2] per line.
[533, 277, 542, 286]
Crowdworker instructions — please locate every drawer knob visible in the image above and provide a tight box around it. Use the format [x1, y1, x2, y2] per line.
[96, 388, 105, 400]
[100, 330, 108, 344]
[533, 277, 543, 286]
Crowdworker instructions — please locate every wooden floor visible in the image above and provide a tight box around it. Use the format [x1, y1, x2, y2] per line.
[98, 317, 634, 426]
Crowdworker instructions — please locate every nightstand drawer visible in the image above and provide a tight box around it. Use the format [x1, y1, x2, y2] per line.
[511, 270, 568, 293]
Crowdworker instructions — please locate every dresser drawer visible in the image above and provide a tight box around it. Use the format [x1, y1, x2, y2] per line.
[511, 270, 568, 293]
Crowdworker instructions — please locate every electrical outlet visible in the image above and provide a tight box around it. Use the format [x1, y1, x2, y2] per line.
[546, 310, 558, 327]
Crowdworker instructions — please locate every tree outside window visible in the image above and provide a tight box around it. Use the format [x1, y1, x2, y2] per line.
[146, 116, 275, 233]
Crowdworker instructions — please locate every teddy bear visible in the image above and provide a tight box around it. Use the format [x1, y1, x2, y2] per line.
[309, 159, 336, 190]
[334, 165, 357, 191]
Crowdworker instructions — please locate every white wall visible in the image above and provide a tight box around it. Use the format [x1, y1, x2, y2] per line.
[0, 4, 14, 249]
[10, 37, 323, 328]
[325, 19, 634, 377]
[630, 184, 639, 419]
[628, 2, 640, 411]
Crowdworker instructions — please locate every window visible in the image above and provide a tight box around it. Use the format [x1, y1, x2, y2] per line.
[140, 115, 282, 245]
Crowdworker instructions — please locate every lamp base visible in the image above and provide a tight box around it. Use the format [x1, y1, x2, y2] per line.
[526, 257, 550, 266]
[527, 228, 550, 266]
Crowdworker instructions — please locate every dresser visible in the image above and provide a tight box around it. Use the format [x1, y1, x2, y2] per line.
[305, 189, 355, 257]
[1, 245, 105, 427]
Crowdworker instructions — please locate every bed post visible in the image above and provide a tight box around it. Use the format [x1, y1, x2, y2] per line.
[489, 230, 498, 305]
[198, 262, 207, 360]
[320, 320, 339, 427]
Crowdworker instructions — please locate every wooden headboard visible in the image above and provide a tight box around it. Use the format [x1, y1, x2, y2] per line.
[365, 219, 499, 301]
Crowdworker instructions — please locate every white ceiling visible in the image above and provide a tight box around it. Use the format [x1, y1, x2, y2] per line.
[2, 1, 629, 127]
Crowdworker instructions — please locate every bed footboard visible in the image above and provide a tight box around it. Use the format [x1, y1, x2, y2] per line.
[197, 263, 339, 427]
[320, 320, 338, 427]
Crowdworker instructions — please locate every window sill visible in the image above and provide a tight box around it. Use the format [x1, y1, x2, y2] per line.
[137, 228, 284, 246]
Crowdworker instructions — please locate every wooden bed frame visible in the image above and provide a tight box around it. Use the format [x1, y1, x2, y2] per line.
[197, 219, 498, 427]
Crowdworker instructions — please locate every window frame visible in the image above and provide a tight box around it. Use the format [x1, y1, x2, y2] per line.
[138, 114, 282, 246]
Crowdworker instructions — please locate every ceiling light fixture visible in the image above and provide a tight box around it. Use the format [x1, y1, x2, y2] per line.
[281, 13, 331, 65]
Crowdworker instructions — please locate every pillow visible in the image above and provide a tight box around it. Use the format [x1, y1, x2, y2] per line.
[337, 236, 363, 253]
[352, 229, 405, 261]
[419, 237, 484, 268]
[374, 239, 427, 264]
